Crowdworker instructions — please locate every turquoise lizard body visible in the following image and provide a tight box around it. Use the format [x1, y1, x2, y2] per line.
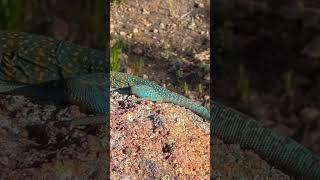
[0, 31, 209, 120]
[1, 31, 320, 179]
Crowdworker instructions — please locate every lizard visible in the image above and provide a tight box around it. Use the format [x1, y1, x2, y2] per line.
[1, 31, 320, 179]
[0, 31, 210, 121]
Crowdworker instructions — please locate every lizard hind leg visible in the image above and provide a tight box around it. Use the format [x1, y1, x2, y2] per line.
[0, 79, 29, 93]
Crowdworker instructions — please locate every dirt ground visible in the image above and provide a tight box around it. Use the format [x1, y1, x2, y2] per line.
[215, 0, 320, 156]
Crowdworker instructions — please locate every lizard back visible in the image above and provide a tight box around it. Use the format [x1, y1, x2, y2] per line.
[111, 71, 210, 120]
[0, 31, 107, 84]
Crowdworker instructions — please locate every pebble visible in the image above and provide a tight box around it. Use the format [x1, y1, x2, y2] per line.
[194, 50, 209, 61]
[141, 8, 150, 15]
[204, 73, 210, 81]
[0, 157, 9, 166]
[143, 74, 149, 79]
[133, 47, 143, 55]
[160, 23, 165, 29]
[133, 28, 139, 33]
[194, 1, 204, 8]
[188, 19, 196, 30]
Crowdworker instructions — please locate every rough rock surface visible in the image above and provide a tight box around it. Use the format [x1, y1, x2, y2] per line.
[110, 91, 210, 179]
[0, 95, 107, 179]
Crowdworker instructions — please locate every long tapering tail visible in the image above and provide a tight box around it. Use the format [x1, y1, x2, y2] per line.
[164, 91, 210, 120]
[211, 102, 320, 179]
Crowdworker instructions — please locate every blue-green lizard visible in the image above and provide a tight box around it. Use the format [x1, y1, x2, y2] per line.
[0, 31, 209, 120]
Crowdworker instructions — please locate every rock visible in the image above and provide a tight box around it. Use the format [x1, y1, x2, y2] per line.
[133, 47, 143, 55]
[302, 36, 320, 59]
[300, 107, 320, 124]
[194, 50, 209, 61]
[133, 28, 139, 34]
[159, 23, 165, 29]
[142, 74, 148, 79]
[141, 8, 150, 15]
[119, 31, 126, 36]
[188, 18, 196, 30]
[204, 73, 210, 81]
[194, 1, 204, 8]
[68, 105, 83, 118]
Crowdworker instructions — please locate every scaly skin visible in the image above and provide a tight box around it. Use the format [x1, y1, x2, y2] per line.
[211, 102, 320, 179]
[62, 72, 210, 120]
[1, 31, 320, 179]
[110, 71, 210, 120]
[0, 31, 209, 120]
[0, 31, 107, 84]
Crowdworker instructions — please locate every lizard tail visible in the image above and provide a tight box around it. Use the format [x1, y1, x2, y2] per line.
[211, 102, 320, 179]
[163, 91, 210, 121]
[0, 80, 28, 92]
[0, 79, 65, 100]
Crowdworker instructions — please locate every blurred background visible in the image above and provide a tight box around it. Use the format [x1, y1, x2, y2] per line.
[0, 1, 107, 179]
[214, 0, 320, 155]
[0, 0, 105, 49]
